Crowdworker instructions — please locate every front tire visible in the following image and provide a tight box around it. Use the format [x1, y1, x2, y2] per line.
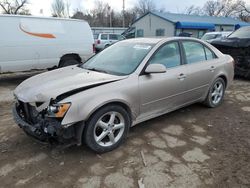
[204, 77, 225, 108]
[84, 105, 130, 153]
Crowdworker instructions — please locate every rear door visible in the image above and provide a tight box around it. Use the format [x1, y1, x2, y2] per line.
[181, 40, 219, 101]
[138, 41, 189, 119]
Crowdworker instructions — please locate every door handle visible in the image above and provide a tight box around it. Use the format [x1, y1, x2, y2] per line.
[178, 73, 186, 80]
[209, 66, 216, 72]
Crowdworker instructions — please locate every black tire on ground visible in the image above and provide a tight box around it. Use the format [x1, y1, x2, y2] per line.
[204, 77, 226, 108]
[83, 105, 130, 153]
[59, 57, 80, 67]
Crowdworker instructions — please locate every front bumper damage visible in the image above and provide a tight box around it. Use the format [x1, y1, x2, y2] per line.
[12, 101, 84, 146]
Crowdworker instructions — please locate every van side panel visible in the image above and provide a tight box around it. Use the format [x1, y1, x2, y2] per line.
[0, 17, 39, 72]
[0, 16, 94, 73]
[45, 20, 94, 67]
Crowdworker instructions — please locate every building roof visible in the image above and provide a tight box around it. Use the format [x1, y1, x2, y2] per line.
[133, 11, 249, 26]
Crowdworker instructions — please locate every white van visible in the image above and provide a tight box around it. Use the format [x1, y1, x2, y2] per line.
[0, 15, 95, 73]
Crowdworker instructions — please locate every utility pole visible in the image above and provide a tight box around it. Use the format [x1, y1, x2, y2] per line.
[108, 6, 112, 27]
[122, 0, 125, 28]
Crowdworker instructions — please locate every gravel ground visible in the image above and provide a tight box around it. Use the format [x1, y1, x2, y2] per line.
[0, 72, 249, 188]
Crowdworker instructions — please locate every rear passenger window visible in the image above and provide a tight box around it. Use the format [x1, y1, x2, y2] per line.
[101, 34, 108, 40]
[204, 47, 215, 60]
[149, 42, 181, 68]
[183, 41, 206, 64]
[109, 34, 118, 40]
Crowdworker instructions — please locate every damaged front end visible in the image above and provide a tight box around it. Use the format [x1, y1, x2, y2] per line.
[12, 99, 84, 146]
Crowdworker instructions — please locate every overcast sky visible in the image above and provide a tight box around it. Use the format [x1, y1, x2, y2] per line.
[28, 0, 213, 16]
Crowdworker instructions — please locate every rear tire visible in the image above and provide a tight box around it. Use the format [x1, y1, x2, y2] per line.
[84, 105, 130, 153]
[204, 77, 225, 108]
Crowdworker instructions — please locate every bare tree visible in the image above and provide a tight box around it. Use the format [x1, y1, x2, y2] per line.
[184, 0, 249, 21]
[203, 0, 221, 16]
[184, 5, 204, 15]
[0, 0, 29, 14]
[134, 0, 156, 15]
[237, 1, 250, 21]
[203, 0, 246, 17]
[90, 0, 110, 26]
[51, 0, 67, 17]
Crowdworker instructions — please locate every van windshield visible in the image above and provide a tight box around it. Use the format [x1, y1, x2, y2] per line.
[81, 42, 153, 75]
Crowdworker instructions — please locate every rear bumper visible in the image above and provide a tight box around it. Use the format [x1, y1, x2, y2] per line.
[12, 104, 84, 146]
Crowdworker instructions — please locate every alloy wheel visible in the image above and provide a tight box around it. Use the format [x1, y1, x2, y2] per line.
[211, 81, 224, 105]
[94, 111, 125, 147]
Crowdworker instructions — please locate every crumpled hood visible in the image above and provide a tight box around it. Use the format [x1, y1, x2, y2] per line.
[14, 65, 126, 102]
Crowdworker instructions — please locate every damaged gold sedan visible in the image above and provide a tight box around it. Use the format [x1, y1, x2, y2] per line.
[13, 37, 234, 153]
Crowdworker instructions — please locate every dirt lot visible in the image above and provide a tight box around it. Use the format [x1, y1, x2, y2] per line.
[0, 72, 250, 188]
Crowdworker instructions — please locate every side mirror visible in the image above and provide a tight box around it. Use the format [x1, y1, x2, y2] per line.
[145, 64, 166, 74]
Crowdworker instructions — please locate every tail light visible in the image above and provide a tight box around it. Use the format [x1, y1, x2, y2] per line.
[97, 40, 100, 44]
[93, 44, 96, 53]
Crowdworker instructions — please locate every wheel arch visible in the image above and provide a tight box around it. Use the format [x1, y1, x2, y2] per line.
[86, 100, 133, 125]
[59, 53, 81, 66]
[217, 74, 228, 88]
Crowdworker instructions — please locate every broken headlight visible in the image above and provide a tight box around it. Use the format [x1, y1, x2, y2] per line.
[47, 103, 71, 118]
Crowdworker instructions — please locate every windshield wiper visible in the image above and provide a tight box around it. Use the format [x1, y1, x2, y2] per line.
[84, 67, 109, 74]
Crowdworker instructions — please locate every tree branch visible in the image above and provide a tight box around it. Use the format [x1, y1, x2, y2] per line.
[14, 0, 27, 14]
[0, 3, 9, 13]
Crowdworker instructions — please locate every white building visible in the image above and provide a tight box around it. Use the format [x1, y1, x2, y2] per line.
[124, 11, 250, 38]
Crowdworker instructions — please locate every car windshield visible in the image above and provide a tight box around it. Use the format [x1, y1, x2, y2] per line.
[228, 27, 250, 39]
[201, 34, 220, 40]
[81, 42, 153, 75]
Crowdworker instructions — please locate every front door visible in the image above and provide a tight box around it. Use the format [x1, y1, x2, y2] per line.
[138, 41, 189, 120]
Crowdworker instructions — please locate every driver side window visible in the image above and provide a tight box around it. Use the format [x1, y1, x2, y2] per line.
[149, 42, 181, 68]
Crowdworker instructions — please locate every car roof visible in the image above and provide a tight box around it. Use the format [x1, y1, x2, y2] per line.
[120, 37, 203, 45]
[123, 37, 163, 44]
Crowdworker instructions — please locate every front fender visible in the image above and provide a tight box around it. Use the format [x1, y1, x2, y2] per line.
[61, 95, 137, 125]
[61, 76, 139, 125]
